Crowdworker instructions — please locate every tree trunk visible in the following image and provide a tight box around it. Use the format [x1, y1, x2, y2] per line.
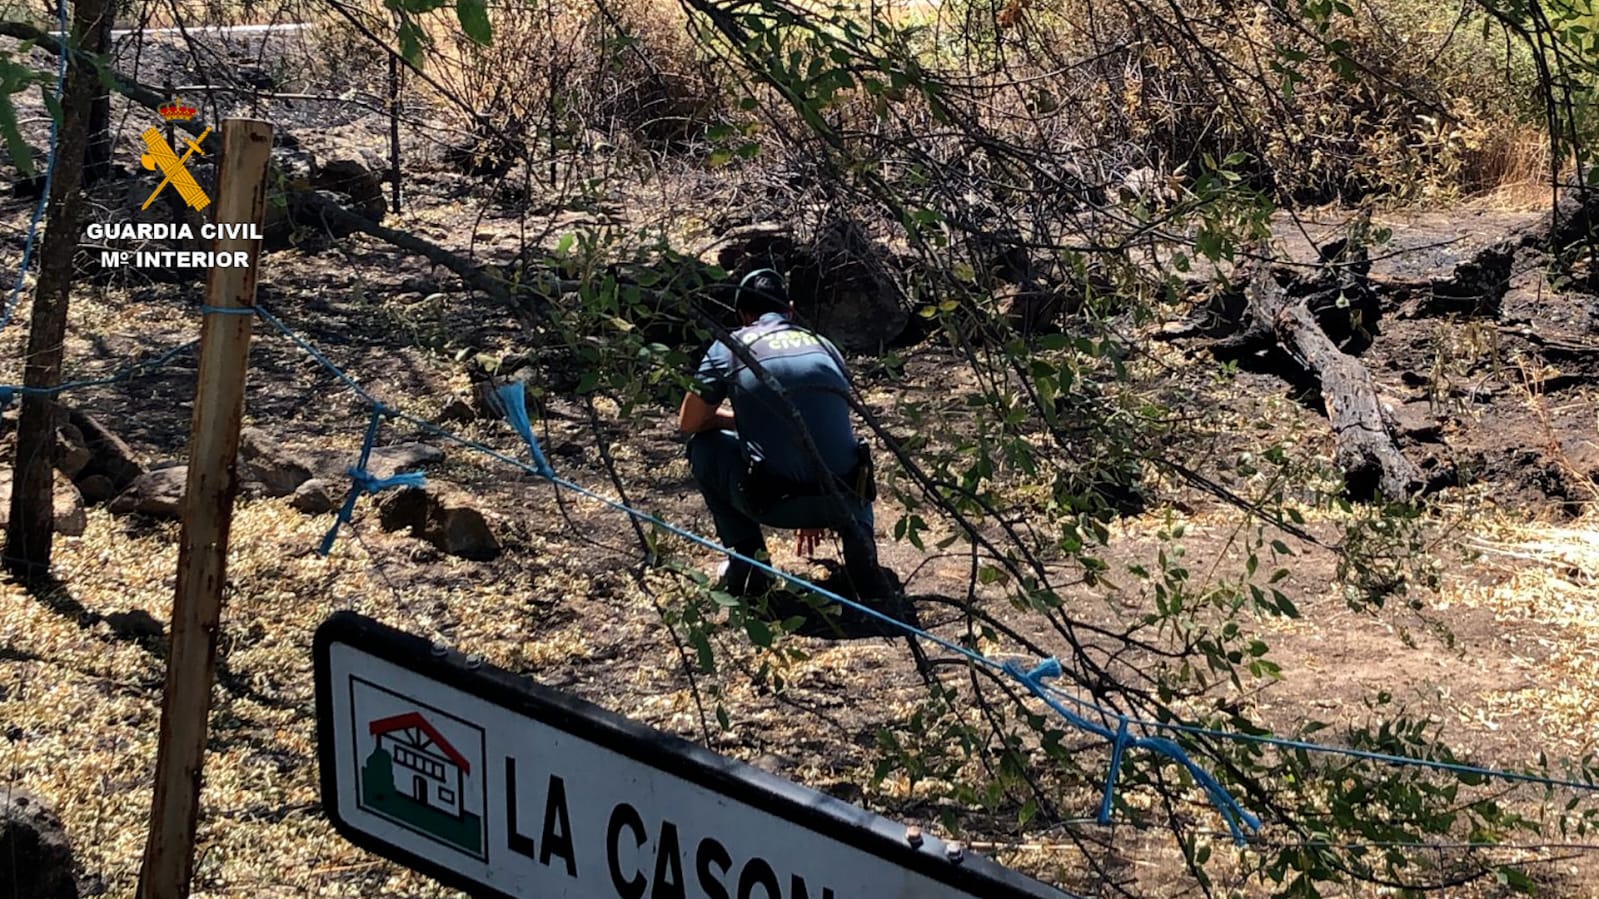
[4, 0, 113, 582]
[1246, 266, 1424, 501]
[83, 4, 115, 184]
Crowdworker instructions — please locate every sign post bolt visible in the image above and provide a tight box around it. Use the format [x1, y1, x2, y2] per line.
[946, 842, 965, 863]
[905, 826, 923, 847]
[464, 653, 483, 670]
[430, 640, 448, 658]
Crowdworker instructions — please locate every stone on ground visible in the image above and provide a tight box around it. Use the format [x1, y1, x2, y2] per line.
[63, 407, 144, 496]
[0, 789, 80, 899]
[53, 424, 91, 479]
[377, 485, 500, 561]
[0, 472, 88, 536]
[290, 478, 339, 515]
[107, 466, 186, 518]
[239, 428, 316, 497]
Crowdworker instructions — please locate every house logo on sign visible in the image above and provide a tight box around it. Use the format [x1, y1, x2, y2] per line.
[352, 683, 488, 860]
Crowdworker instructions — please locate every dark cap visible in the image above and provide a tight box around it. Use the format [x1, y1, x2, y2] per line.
[733, 268, 790, 315]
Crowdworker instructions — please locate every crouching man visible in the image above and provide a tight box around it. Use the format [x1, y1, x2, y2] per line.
[678, 269, 893, 601]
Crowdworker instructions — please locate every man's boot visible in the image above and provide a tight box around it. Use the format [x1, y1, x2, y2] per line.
[716, 541, 774, 596]
[840, 524, 895, 602]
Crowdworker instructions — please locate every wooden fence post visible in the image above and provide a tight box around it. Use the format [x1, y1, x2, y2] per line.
[137, 117, 273, 899]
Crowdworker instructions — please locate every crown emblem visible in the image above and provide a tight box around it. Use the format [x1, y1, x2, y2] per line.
[158, 99, 197, 122]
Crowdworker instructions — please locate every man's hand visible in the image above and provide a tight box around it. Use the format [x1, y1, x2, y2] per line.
[795, 528, 828, 557]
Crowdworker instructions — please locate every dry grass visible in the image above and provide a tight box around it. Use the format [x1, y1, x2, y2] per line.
[1462, 125, 1557, 211]
[1446, 515, 1599, 758]
[0, 475, 928, 895]
[5, 419, 1599, 896]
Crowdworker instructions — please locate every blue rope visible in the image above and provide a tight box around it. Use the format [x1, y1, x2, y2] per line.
[0, 268, 1588, 834]
[1006, 659, 1261, 844]
[1046, 693, 1599, 796]
[253, 307, 377, 404]
[319, 405, 427, 556]
[0, 341, 198, 400]
[478, 386, 1258, 841]
[247, 309, 1599, 839]
[196, 305, 260, 317]
[11, 304, 1588, 820]
[0, 0, 69, 335]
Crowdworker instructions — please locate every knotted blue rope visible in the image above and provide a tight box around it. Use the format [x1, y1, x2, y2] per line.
[1005, 658, 1262, 844]
[494, 382, 553, 478]
[0, 386, 12, 413]
[319, 406, 428, 555]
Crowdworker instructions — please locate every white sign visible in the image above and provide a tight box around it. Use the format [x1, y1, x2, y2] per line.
[315, 612, 1075, 899]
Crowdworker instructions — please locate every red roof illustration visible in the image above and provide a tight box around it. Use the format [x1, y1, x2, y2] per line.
[368, 712, 471, 773]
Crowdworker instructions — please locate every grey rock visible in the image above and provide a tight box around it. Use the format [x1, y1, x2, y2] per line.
[710, 221, 797, 272]
[751, 752, 793, 775]
[75, 475, 116, 505]
[377, 486, 500, 561]
[238, 428, 315, 497]
[107, 467, 186, 518]
[707, 219, 909, 351]
[290, 478, 338, 515]
[0, 472, 88, 536]
[63, 407, 144, 493]
[314, 158, 386, 221]
[53, 424, 90, 479]
[435, 504, 499, 561]
[0, 788, 80, 899]
[305, 442, 442, 484]
[377, 486, 430, 534]
[789, 219, 909, 352]
[51, 474, 86, 537]
[364, 443, 444, 480]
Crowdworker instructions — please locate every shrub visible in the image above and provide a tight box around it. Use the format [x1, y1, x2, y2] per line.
[886, 0, 1555, 203]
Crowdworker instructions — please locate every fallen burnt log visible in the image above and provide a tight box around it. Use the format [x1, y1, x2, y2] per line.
[1246, 266, 1423, 500]
[1164, 235, 1382, 355]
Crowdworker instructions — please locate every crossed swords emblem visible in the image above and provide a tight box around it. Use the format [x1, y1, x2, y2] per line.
[139, 126, 213, 211]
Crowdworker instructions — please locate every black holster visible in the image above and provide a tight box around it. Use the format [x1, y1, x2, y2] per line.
[746, 443, 876, 515]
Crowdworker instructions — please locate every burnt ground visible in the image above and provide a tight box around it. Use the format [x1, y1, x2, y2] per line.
[2, 24, 1599, 899]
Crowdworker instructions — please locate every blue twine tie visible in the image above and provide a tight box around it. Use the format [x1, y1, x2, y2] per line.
[319, 406, 428, 556]
[495, 382, 553, 478]
[1005, 658, 1263, 844]
[1100, 716, 1131, 826]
